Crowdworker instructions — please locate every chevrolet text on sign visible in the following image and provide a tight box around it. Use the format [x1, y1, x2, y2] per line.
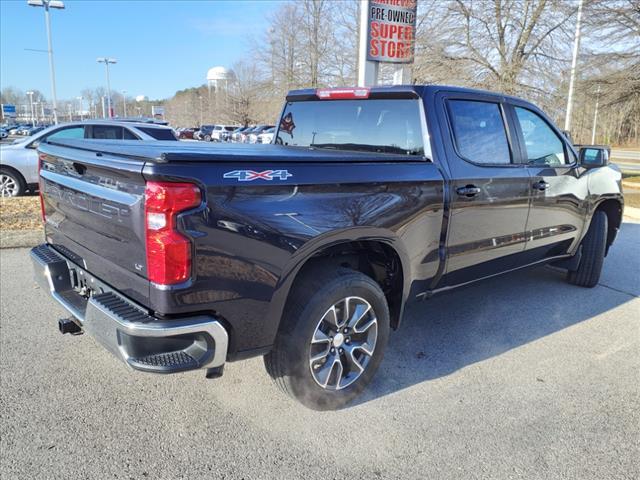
[367, 0, 417, 63]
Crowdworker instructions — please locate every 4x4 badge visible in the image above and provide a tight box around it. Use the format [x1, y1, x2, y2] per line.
[223, 170, 292, 182]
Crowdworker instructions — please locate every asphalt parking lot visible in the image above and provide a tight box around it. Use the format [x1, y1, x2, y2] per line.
[1, 223, 638, 479]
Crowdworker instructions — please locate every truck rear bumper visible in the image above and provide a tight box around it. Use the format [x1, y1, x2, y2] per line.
[30, 244, 228, 374]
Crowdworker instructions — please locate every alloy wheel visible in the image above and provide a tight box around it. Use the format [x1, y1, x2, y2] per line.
[309, 296, 378, 390]
[0, 174, 19, 197]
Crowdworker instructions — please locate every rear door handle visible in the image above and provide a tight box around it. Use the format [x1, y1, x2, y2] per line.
[456, 185, 481, 197]
[533, 180, 549, 191]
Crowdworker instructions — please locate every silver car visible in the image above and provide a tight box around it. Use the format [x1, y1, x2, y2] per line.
[0, 120, 176, 196]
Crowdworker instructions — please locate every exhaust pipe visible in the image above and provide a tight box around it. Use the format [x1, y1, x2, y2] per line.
[58, 318, 82, 335]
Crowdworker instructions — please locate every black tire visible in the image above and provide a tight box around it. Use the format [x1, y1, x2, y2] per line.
[264, 267, 390, 410]
[567, 210, 608, 288]
[0, 167, 26, 197]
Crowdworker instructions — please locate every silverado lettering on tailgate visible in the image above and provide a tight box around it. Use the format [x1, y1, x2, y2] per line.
[45, 183, 130, 223]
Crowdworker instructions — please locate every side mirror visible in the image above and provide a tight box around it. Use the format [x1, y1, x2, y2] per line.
[578, 145, 610, 168]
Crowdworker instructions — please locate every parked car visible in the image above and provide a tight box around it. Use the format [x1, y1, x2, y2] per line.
[31, 85, 622, 410]
[25, 126, 46, 136]
[8, 124, 31, 135]
[197, 125, 216, 141]
[178, 127, 199, 140]
[220, 126, 239, 142]
[0, 120, 176, 196]
[256, 127, 275, 144]
[239, 126, 258, 143]
[205, 125, 238, 142]
[230, 126, 251, 143]
[17, 125, 34, 135]
[247, 125, 274, 144]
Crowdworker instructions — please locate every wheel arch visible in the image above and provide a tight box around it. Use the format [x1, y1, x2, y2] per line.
[267, 229, 411, 339]
[594, 197, 623, 254]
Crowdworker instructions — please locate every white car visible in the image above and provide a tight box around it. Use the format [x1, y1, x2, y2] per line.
[256, 127, 275, 144]
[0, 120, 176, 197]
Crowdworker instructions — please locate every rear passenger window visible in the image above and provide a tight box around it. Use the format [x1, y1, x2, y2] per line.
[448, 100, 511, 165]
[123, 129, 138, 140]
[514, 107, 567, 166]
[92, 125, 123, 139]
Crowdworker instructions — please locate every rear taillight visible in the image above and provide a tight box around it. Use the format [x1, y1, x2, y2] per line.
[38, 153, 46, 223]
[144, 181, 201, 286]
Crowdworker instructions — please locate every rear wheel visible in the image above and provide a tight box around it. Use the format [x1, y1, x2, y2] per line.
[264, 267, 390, 410]
[0, 168, 26, 197]
[567, 210, 607, 288]
[204, 134, 212, 142]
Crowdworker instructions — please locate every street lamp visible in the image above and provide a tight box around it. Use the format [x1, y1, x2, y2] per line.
[96, 57, 117, 118]
[26, 91, 36, 126]
[122, 90, 127, 117]
[27, 0, 64, 125]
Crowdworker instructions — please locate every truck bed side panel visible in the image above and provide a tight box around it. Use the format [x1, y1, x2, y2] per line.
[142, 161, 444, 354]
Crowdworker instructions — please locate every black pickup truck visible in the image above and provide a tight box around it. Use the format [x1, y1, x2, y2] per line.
[32, 85, 623, 410]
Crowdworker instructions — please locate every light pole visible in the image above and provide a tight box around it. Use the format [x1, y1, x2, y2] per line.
[97, 57, 116, 118]
[27, 0, 64, 125]
[122, 90, 127, 117]
[26, 91, 36, 126]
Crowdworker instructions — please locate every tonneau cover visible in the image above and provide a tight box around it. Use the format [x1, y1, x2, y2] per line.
[43, 139, 424, 163]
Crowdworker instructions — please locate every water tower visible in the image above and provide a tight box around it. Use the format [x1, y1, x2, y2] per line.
[206, 66, 234, 95]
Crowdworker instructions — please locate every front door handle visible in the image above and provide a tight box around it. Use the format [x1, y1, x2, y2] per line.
[456, 185, 481, 197]
[533, 180, 549, 191]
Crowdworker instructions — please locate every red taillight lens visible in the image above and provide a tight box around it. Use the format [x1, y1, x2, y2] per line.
[316, 87, 370, 100]
[38, 153, 46, 223]
[144, 181, 201, 285]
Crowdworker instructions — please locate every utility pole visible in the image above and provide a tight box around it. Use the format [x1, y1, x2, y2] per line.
[564, 0, 583, 132]
[26, 91, 35, 126]
[97, 57, 117, 118]
[591, 85, 600, 144]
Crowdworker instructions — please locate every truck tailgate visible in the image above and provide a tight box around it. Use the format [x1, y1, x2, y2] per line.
[38, 143, 150, 306]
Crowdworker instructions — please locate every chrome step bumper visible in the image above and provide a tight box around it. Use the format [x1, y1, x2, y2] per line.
[30, 244, 228, 374]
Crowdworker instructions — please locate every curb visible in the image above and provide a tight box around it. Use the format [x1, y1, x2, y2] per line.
[0, 229, 44, 249]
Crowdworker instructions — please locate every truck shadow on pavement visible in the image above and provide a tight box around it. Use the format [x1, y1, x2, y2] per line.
[353, 222, 639, 406]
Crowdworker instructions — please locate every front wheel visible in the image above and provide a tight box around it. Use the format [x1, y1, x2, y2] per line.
[264, 267, 390, 410]
[567, 210, 608, 288]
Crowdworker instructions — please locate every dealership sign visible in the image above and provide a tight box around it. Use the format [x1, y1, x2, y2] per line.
[366, 0, 417, 63]
[1, 104, 17, 118]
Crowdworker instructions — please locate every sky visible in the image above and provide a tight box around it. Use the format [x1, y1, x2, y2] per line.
[0, 0, 285, 100]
